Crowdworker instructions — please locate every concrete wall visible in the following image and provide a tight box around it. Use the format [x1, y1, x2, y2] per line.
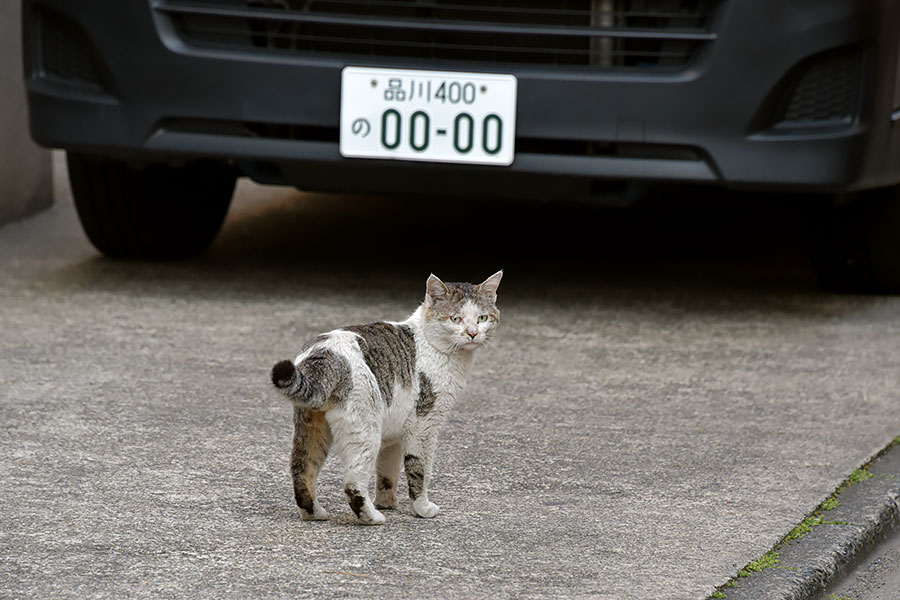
[0, 2, 52, 227]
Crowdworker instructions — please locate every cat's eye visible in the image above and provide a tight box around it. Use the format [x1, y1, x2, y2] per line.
[450, 315, 462, 323]
[478, 315, 489, 323]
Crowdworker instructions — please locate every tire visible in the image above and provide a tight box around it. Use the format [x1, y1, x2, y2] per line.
[806, 185, 900, 293]
[67, 153, 237, 259]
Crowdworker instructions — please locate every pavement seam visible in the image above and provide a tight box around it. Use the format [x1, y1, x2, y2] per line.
[709, 437, 900, 600]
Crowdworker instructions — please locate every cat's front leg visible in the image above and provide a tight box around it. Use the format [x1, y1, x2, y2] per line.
[403, 432, 440, 518]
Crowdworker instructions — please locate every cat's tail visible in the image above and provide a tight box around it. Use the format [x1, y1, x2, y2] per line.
[271, 359, 322, 406]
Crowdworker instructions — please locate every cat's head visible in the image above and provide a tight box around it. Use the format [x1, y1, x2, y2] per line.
[422, 271, 503, 352]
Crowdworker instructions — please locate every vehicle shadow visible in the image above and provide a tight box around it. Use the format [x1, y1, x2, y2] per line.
[55, 178, 840, 312]
[211, 181, 819, 292]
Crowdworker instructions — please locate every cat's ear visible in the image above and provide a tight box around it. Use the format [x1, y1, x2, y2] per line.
[426, 273, 449, 302]
[478, 270, 503, 302]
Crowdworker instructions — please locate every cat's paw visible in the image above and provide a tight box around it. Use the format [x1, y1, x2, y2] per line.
[411, 498, 440, 519]
[358, 508, 386, 526]
[300, 501, 329, 521]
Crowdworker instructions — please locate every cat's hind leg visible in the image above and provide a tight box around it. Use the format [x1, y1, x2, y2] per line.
[291, 407, 331, 521]
[374, 442, 402, 510]
[328, 407, 385, 525]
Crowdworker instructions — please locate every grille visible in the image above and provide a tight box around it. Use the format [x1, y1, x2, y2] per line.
[36, 8, 104, 89]
[155, 0, 719, 70]
[161, 117, 703, 160]
[781, 50, 861, 125]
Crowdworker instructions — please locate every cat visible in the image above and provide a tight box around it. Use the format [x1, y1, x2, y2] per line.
[271, 271, 503, 525]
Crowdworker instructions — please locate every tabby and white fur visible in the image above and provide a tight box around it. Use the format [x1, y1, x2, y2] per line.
[271, 271, 502, 525]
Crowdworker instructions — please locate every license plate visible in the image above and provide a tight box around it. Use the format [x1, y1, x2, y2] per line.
[340, 67, 517, 166]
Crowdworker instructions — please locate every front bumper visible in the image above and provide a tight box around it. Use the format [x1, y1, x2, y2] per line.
[23, 0, 900, 195]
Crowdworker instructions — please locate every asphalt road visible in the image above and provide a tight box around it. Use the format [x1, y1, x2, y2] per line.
[825, 528, 900, 600]
[1, 156, 900, 599]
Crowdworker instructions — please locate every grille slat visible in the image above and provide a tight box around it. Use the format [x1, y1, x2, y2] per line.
[157, 0, 718, 70]
[179, 23, 696, 59]
[250, 0, 701, 21]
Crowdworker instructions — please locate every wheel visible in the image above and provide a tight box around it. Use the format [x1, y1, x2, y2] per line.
[66, 153, 237, 259]
[806, 185, 900, 293]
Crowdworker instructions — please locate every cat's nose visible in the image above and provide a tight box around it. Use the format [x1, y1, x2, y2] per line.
[466, 329, 477, 339]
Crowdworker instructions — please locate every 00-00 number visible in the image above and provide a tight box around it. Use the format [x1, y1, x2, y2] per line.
[380, 109, 503, 155]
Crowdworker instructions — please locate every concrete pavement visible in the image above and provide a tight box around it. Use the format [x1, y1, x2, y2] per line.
[1, 156, 900, 599]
